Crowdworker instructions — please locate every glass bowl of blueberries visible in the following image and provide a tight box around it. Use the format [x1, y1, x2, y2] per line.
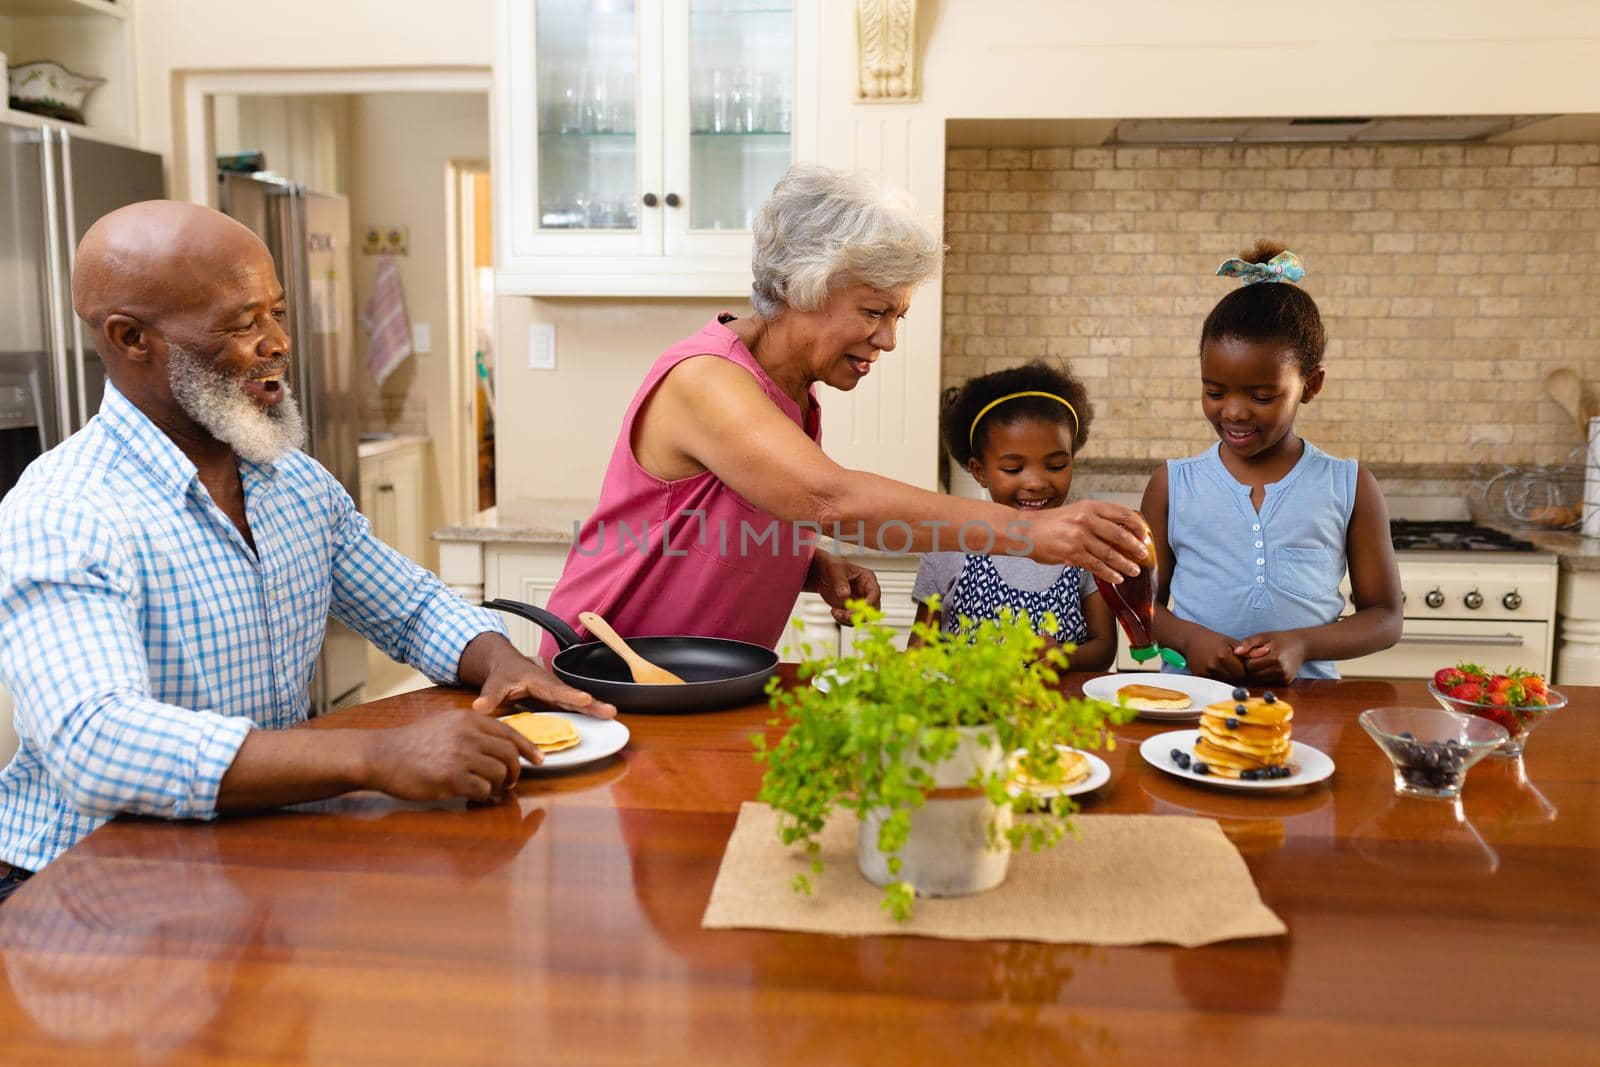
[1359, 707, 1508, 800]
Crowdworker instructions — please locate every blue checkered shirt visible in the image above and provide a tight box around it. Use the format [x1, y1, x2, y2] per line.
[0, 383, 507, 871]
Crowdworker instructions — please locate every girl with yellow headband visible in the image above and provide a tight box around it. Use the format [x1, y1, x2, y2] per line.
[909, 360, 1117, 668]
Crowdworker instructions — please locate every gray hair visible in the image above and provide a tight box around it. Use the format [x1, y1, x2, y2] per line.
[750, 163, 943, 318]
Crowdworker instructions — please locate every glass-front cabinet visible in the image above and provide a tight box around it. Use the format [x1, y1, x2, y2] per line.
[496, 0, 818, 295]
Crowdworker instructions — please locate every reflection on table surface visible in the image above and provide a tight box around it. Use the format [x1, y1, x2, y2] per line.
[0, 673, 1595, 1065]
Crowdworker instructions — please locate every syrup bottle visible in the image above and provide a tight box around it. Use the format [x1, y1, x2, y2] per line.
[1093, 519, 1188, 670]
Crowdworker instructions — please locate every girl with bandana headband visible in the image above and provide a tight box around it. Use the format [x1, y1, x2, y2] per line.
[1140, 241, 1402, 685]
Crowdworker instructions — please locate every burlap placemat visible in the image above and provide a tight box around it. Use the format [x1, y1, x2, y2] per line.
[703, 803, 1285, 946]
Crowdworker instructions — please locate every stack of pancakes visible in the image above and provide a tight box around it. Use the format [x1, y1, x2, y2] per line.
[1194, 695, 1293, 778]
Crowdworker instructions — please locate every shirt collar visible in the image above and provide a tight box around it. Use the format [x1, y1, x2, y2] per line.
[96, 381, 281, 503]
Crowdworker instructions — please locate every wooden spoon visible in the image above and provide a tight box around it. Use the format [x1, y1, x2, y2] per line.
[578, 611, 687, 685]
[1544, 367, 1586, 437]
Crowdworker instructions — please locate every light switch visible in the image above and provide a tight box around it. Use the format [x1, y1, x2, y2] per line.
[528, 323, 556, 370]
[411, 323, 431, 354]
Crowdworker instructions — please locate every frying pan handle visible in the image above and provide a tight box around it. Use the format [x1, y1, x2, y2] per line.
[482, 599, 583, 650]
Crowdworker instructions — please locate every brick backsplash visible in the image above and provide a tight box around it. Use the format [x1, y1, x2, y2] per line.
[941, 143, 1600, 479]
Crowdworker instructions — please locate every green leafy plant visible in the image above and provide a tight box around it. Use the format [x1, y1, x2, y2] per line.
[753, 598, 1134, 921]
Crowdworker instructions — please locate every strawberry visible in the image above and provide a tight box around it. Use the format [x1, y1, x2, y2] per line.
[1489, 707, 1521, 734]
[1522, 674, 1548, 706]
[1489, 672, 1531, 706]
[1448, 680, 1485, 704]
[1434, 667, 1468, 691]
[1456, 661, 1491, 684]
[1487, 688, 1511, 708]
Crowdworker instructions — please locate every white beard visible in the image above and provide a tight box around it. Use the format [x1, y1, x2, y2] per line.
[166, 343, 306, 464]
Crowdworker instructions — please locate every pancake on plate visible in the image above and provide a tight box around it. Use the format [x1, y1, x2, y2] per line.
[1193, 695, 1293, 779]
[1010, 748, 1091, 793]
[1117, 683, 1192, 712]
[500, 711, 582, 753]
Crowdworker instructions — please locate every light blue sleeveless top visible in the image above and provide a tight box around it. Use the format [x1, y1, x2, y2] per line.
[1166, 440, 1356, 680]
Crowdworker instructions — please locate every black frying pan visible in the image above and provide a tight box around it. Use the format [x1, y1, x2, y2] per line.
[483, 599, 779, 714]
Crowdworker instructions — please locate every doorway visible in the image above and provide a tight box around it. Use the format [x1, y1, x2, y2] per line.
[449, 160, 496, 517]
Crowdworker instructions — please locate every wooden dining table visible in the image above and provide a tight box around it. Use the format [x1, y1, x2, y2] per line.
[0, 670, 1595, 1065]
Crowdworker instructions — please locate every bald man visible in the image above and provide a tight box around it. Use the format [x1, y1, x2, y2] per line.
[0, 201, 613, 894]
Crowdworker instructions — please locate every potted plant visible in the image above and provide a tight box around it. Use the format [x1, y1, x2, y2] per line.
[754, 599, 1132, 921]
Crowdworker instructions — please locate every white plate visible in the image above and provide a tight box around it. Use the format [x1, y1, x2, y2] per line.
[1080, 672, 1239, 721]
[508, 710, 630, 770]
[1006, 746, 1112, 800]
[809, 666, 862, 693]
[1138, 728, 1335, 791]
[811, 665, 950, 693]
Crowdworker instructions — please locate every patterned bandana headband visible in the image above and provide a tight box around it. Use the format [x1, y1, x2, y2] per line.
[1216, 250, 1305, 285]
[968, 391, 1079, 451]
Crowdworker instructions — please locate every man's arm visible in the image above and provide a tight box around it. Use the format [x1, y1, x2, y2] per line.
[216, 706, 541, 810]
[324, 483, 613, 717]
[0, 494, 254, 819]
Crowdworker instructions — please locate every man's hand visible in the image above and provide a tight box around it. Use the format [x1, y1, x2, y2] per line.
[810, 550, 881, 625]
[1024, 501, 1147, 583]
[361, 709, 544, 802]
[1236, 631, 1309, 687]
[459, 632, 617, 718]
[1180, 627, 1248, 683]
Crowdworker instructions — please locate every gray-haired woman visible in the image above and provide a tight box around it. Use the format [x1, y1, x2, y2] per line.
[539, 163, 1146, 658]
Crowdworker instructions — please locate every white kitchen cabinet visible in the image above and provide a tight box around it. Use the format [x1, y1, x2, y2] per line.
[0, 0, 142, 148]
[493, 0, 819, 296]
[358, 438, 428, 567]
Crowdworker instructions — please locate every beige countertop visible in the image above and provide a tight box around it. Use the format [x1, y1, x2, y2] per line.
[357, 434, 429, 461]
[1485, 522, 1600, 573]
[431, 497, 931, 563]
[433, 498, 595, 545]
[435, 496, 1600, 571]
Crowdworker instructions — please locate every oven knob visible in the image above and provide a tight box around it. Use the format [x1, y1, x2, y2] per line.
[1503, 590, 1522, 611]
[1424, 588, 1445, 609]
[1464, 590, 1484, 610]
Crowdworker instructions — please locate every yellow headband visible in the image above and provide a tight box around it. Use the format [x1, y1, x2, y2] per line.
[967, 391, 1079, 451]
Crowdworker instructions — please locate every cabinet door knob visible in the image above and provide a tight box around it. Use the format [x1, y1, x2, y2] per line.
[642, 192, 659, 207]
[377, 484, 395, 493]
[664, 192, 682, 207]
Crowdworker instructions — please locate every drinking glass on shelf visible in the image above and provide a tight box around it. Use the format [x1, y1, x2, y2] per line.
[710, 68, 731, 133]
[609, 73, 635, 134]
[691, 70, 713, 133]
[585, 68, 611, 134]
[558, 77, 583, 135]
[734, 67, 759, 134]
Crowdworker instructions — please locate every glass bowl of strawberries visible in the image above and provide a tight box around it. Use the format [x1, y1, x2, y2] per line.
[1427, 663, 1567, 759]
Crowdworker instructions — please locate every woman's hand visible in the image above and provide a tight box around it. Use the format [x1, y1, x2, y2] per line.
[1022, 501, 1148, 583]
[1236, 631, 1309, 686]
[809, 550, 881, 625]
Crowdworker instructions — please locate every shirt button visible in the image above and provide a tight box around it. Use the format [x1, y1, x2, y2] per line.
[1256, 576, 1265, 583]
[1255, 541, 1263, 548]
[1252, 524, 1261, 532]
[1255, 558, 1265, 566]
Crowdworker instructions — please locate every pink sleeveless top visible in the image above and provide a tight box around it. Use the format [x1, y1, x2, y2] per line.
[539, 316, 821, 659]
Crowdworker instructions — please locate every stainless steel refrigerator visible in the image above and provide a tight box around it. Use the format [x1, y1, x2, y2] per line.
[0, 122, 164, 499]
[218, 172, 366, 714]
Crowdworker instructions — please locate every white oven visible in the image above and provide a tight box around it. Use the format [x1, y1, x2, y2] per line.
[1339, 551, 1559, 680]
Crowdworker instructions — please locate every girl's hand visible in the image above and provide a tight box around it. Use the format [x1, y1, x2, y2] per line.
[1235, 631, 1309, 686]
[1182, 628, 1248, 683]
